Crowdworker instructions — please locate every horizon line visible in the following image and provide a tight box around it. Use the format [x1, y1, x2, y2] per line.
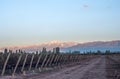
[0, 39, 120, 49]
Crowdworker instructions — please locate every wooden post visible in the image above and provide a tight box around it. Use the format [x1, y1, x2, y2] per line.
[71, 54, 74, 62]
[66, 54, 69, 65]
[61, 54, 65, 65]
[65, 54, 69, 65]
[59, 54, 64, 66]
[44, 54, 52, 68]
[35, 53, 42, 69]
[29, 54, 34, 71]
[76, 54, 78, 62]
[48, 53, 55, 67]
[73, 54, 77, 65]
[56, 54, 62, 66]
[69, 54, 73, 65]
[63, 54, 67, 65]
[1, 53, 11, 76]
[59, 54, 63, 65]
[40, 53, 48, 70]
[72, 54, 76, 65]
[58, 54, 64, 67]
[62, 54, 67, 66]
[52, 54, 58, 67]
[75, 54, 78, 63]
[21, 54, 28, 72]
[12, 54, 22, 76]
[54, 54, 61, 66]
[77, 55, 79, 62]
[78, 55, 81, 62]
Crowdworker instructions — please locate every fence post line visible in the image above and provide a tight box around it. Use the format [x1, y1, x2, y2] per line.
[50, 54, 57, 67]
[56, 54, 61, 67]
[72, 54, 74, 63]
[1, 53, 11, 76]
[78, 54, 80, 62]
[71, 54, 73, 63]
[68, 54, 71, 63]
[29, 53, 34, 71]
[48, 53, 55, 67]
[44, 53, 52, 68]
[76, 55, 78, 62]
[52, 54, 58, 67]
[21, 53, 28, 72]
[65, 54, 69, 65]
[62, 54, 66, 65]
[77, 54, 79, 62]
[68, 54, 71, 64]
[40, 53, 48, 70]
[74, 54, 76, 62]
[73, 54, 75, 63]
[74, 54, 77, 64]
[56, 54, 62, 67]
[59, 54, 63, 65]
[59, 54, 64, 66]
[76, 54, 78, 62]
[12, 54, 22, 76]
[62, 54, 67, 66]
[54, 54, 60, 65]
[70, 54, 73, 65]
[78, 55, 81, 62]
[65, 54, 68, 65]
[55, 54, 61, 67]
[35, 53, 42, 69]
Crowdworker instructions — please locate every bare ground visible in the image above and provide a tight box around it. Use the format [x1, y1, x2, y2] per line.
[24, 56, 106, 79]
[1, 55, 120, 79]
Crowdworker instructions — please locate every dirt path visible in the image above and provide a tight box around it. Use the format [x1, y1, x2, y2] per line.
[1, 55, 120, 79]
[25, 56, 106, 79]
[0, 56, 108, 79]
[82, 56, 106, 79]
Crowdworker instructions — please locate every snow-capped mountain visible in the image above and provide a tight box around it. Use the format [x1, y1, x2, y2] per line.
[0, 41, 78, 52]
[63, 40, 120, 52]
[1, 40, 120, 53]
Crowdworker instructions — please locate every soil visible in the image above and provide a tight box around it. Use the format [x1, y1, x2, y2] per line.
[0, 55, 120, 79]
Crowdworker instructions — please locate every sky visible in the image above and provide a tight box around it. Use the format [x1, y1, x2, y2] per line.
[0, 0, 120, 48]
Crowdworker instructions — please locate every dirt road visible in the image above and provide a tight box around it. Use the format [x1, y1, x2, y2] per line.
[24, 56, 106, 79]
[1, 55, 120, 79]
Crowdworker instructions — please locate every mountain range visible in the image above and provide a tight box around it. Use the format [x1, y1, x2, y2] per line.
[0, 40, 120, 52]
[63, 40, 120, 52]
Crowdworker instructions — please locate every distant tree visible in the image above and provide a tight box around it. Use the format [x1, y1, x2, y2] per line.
[97, 50, 101, 54]
[4, 48, 8, 53]
[105, 50, 110, 54]
[72, 51, 80, 54]
[42, 47, 47, 53]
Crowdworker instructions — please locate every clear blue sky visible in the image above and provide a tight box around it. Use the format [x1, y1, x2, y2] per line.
[0, 0, 120, 48]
